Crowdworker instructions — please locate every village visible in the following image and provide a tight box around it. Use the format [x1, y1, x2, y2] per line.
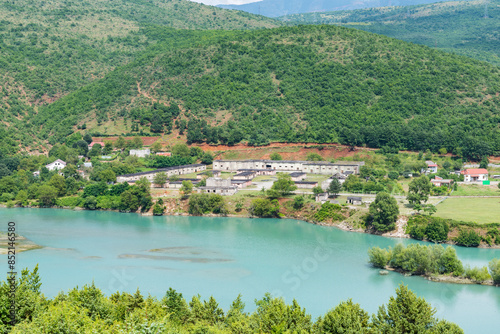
[31, 139, 500, 226]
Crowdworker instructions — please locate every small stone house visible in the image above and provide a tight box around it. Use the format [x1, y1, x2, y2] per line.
[347, 196, 362, 205]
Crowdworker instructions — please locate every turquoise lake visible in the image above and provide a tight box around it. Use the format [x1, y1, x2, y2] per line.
[1, 208, 500, 332]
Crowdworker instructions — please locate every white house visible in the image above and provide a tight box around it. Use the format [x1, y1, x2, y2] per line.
[462, 169, 489, 182]
[129, 149, 151, 158]
[46, 159, 66, 171]
[425, 161, 438, 174]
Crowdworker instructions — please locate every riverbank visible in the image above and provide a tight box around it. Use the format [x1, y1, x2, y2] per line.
[384, 266, 498, 287]
[3, 202, 500, 250]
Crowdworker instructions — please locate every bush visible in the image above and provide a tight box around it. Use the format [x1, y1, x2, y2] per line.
[425, 219, 449, 242]
[152, 203, 164, 216]
[368, 247, 391, 268]
[292, 196, 305, 210]
[314, 202, 343, 222]
[489, 259, 500, 284]
[188, 193, 227, 215]
[248, 198, 280, 218]
[0, 192, 15, 202]
[83, 196, 98, 210]
[56, 196, 82, 208]
[455, 230, 481, 247]
[388, 171, 399, 180]
[464, 265, 491, 283]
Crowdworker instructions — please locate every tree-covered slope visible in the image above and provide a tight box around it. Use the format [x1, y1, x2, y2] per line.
[0, 0, 281, 153]
[218, 0, 454, 18]
[30, 25, 500, 159]
[280, 0, 500, 66]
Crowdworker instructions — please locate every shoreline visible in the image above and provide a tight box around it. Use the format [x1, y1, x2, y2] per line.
[382, 267, 499, 287]
[4, 204, 500, 249]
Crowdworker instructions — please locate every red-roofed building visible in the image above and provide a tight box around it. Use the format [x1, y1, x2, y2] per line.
[461, 169, 489, 182]
[431, 176, 453, 187]
[424, 160, 438, 174]
[156, 152, 172, 156]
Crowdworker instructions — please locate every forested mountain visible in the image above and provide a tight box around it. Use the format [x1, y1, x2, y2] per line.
[21, 24, 500, 160]
[281, 0, 500, 66]
[218, 0, 458, 18]
[0, 0, 281, 153]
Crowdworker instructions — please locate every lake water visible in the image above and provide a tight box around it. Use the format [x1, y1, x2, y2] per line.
[1, 208, 500, 332]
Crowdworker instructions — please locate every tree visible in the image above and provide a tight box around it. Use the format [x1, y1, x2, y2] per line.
[151, 141, 163, 153]
[368, 192, 399, 232]
[73, 140, 89, 156]
[249, 198, 279, 217]
[48, 174, 66, 197]
[267, 173, 297, 198]
[270, 152, 282, 160]
[98, 169, 116, 183]
[172, 143, 190, 157]
[372, 284, 438, 333]
[327, 178, 341, 197]
[479, 157, 489, 169]
[152, 203, 164, 215]
[153, 172, 168, 187]
[201, 152, 213, 165]
[102, 141, 113, 155]
[306, 152, 323, 161]
[318, 299, 370, 334]
[115, 136, 126, 151]
[407, 175, 432, 206]
[37, 185, 58, 206]
[292, 196, 305, 210]
[83, 196, 98, 210]
[489, 258, 500, 285]
[83, 133, 93, 145]
[312, 186, 323, 195]
[180, 180, 193, 198]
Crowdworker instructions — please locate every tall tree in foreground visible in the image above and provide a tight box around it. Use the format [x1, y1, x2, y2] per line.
[317, 299, 370, 333]
[327, 178, 342, 197]
[407, 175, 432, 208]
[368, 192, 399, 232]
[372, 284, 463, 334]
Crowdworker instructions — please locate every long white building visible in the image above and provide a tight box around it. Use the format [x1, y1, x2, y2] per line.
[116, 164, 206, 183]
[213, 160, 364, 175]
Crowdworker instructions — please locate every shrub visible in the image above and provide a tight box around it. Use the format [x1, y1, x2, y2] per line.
[56, 196, 82, 208]
[368, 247, 391, 268]
[248, 198, 280, 218]
[425, 219, 449, 242]
[152, 203, 164, 216]
[464, 265, 491, 283]
[314, 202, 343, 222]
[489, 259, 500, 284]
[455, 230, 481, 247]
[292, 196, 305, 210]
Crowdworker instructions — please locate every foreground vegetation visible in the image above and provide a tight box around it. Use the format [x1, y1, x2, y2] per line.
[369, 243, 500, 285]
[0, 267, 464, 333]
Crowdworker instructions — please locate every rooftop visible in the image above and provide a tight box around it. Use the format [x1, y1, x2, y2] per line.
[117, 164, 205, 177]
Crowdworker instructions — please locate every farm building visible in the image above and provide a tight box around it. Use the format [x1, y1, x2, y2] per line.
[213, 160, 364, 175]
[197, 177, 238, 196]
[116, 164, 206, 183]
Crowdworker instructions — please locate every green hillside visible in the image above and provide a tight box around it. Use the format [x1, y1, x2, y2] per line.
[0, 0, 281, 153]
[26, 24, 500, 160]
[280, 0, 500, 66]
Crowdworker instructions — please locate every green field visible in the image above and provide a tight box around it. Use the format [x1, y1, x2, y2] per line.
[434, 198, 500, 224]
[451, 184, 500, 196]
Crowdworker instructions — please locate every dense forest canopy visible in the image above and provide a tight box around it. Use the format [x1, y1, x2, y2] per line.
[26, 24, 500, 160]
[0, 0, 281, 154]
[281, 0, 500, 66]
